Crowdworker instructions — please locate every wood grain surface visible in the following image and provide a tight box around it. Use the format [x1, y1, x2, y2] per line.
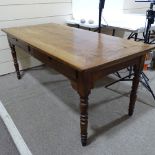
[3, 23, 155, 71]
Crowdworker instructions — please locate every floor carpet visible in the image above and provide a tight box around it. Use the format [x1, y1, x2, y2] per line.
[0, 66, 155, 155]
[0, 117, 20, 155]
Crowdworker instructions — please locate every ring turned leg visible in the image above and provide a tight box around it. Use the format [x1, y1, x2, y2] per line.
[128, 56, 145, 116]
[80, 95, 89, 146]
[71, 78, 92, 147]
[9, 43, 21, 79]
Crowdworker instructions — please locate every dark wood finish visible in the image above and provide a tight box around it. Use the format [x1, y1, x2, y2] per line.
[77, 72, 92, 146]
[2, 23, 155, 146]
[80, 95, 89, 146]
[128, 56, 145, 116]
[8, 41, 21, 79]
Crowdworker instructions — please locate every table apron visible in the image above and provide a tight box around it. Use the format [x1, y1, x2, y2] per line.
[8, 36, 78, 81]
[91, 57, 141, 82]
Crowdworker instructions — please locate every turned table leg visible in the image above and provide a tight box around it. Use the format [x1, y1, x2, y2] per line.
[9, 43, 21, 79]
[73, 73, 92, 146]
[128, 56, 145, 116]
[80, 94, 89, 146]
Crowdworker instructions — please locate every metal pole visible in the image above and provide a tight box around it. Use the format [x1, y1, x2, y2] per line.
[98, 0, 105, 33]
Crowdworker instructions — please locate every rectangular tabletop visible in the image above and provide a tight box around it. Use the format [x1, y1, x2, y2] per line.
[2, 23, 155, 71]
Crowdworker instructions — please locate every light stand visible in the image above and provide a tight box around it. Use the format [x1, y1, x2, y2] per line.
[105, 1, 155, 101]
[144, 2, 155, 43]
[98, 0, 105, 33]
[142, 1, 155, 99]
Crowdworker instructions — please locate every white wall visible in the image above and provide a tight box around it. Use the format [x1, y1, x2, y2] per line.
[72, 0, 126, 20]
[72, 0, 99, 20]
[123, 0, 150, 13]
[72, 0, 150, 20]
[0, 0, 72, 75]
[104, 0, 124, 12]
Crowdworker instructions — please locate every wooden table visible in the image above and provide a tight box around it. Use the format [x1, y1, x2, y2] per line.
[2, 23, 155, 146]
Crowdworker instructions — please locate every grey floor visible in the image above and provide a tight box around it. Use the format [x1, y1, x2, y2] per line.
[0, 65, 155, 155]
[0, 117, 20, 155]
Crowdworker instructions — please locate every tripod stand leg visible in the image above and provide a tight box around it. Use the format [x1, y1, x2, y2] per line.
[141, 75, 155, 100]
[115, 72, 122, 78]
[141, 72, 149, 81]
[134, 33, 138, 41]
[105, 74, 133, 88]
[127, 66, 133, 78]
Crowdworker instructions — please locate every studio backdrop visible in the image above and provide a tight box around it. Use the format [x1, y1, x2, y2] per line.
[72, 0, 124, 21]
